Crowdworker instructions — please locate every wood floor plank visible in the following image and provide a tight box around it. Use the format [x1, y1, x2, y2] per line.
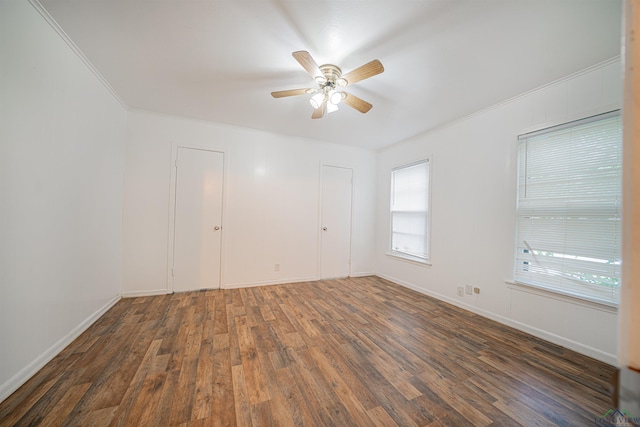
[249, 400, 274, 427]
[169, 302, 205, 425]
[235, 315, 270, 405]
[366, 405, 400, 427]
[150, 362, 180, 426]
[312, 336, 379, 411]
[306, 345, 380, 426]
[232, 364, 253, 427]
[254, 352, 296, 427]
[150, 295, 190, 425]
[210, 333, 235, 427]
[271, 366, 315, 426]
[287, 347, 358, 426]
[116, 371, 168, 427]
[14, 363, 91, 426]
[191, 320, 214, 421]
[479, 348, 608, 415]
[0, 277, 616, 426]
[81, 405, 119, 427]
[107, 338, 164, 426]
[0, 375, 61, 426]
[39, 383, 91, 426]
[227, 301, 243, 368]
[333, 337, 432, 426]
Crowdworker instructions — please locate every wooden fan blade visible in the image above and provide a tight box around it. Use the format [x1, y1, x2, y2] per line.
[292, 51, 323, 79]
[311, 101, 326, 119]
[271, 88, 313, 98]
[342, 92, 373, 113]
[340, 59, 384, 85]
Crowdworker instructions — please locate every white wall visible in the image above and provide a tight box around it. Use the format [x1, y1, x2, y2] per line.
[0, 1, 127, 401]
[375, 58, 622, 365]
[122, 111, 376, 296]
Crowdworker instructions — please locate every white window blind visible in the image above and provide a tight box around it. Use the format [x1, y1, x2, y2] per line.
[391, 160, 430, 262]
[515, 111, 622, 305]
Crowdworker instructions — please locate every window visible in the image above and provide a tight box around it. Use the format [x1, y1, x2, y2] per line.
[390, 160, 430, 263]
[515, 111, 622, 305]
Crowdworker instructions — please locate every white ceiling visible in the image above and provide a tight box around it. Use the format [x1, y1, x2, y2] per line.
[38, 0, 622, 150]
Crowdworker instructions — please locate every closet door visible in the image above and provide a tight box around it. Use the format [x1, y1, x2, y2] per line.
[319, 165, 353, 279]
[172, 147, 224, 291]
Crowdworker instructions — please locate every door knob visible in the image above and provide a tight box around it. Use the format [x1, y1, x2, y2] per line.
[214, 226, 220, 231]
[322, 227, 327, 231]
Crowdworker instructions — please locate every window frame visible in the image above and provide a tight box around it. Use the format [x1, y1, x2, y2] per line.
[513, 110, 622, 306]
[387, 158, 432, 265]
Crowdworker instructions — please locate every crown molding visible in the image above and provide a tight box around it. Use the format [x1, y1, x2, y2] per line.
[28, 0, 128, 110]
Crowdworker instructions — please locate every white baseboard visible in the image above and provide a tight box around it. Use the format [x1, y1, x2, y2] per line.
[223, 276, 318, 289]
[122, 289, 172, 298]
[375, 273, 618, 366]
[123, 274, 376, 294]
[0, 293, 121, 403]
[123, 277, 327, 294]
[349, 272, 375, 278]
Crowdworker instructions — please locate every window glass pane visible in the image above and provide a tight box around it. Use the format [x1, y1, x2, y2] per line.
[391, 211, 427, 258]
[515, 112, 621, 305]
[392, 162, 428, 211]
[390, 161, 430, 261]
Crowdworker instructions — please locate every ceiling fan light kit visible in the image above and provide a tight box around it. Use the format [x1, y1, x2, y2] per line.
[271, 51, 384, 119]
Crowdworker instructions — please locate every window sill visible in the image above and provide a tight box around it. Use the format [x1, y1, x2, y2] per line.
[386, 252, 431, 267]
[505, 280, 618, 311]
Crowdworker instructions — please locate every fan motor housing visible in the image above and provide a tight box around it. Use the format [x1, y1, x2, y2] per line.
[319, 64, 342, 84]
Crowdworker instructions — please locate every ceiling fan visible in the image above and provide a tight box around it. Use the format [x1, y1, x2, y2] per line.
[271, 51, 384, 119]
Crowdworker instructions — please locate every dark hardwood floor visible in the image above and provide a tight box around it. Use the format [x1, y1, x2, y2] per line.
[0, 276, 615, 426]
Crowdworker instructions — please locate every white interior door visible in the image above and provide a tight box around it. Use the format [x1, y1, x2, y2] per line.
[172, 147, 224, 291]
[320, 166, 353, 279]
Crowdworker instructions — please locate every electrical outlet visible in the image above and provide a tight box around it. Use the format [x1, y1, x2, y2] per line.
[474, 287, 480, 294]
[465, 284, 473, 295]
[457, 286, 464, 297]
[274, 263, 280, 272]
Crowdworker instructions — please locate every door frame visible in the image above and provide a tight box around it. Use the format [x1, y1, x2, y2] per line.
[317, 163, 355, 279]
[167, 141, 228, 292]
